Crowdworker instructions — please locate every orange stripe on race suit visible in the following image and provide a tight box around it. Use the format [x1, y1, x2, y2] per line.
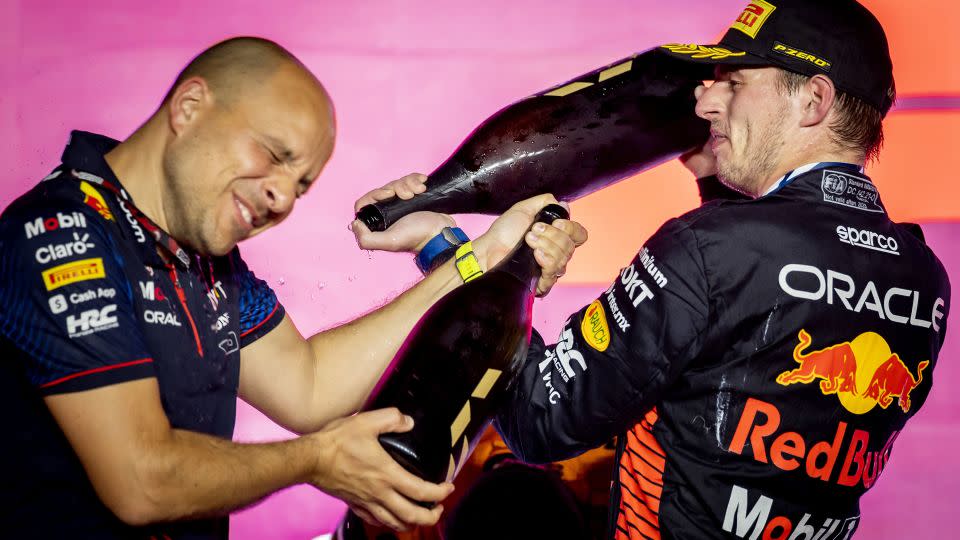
[617, 408, 667, 540]
[619, 479, 662, 524]
[632, 425, 666, 457]
[617, 512, 660, 540]
[620, 452, 664, 494]
[623, 444, 664, 485]
[619, 463, 662, 511]
[627, 429, 667, 470]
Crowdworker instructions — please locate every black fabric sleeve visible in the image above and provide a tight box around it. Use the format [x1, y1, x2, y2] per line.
[495, 218, 710, 463]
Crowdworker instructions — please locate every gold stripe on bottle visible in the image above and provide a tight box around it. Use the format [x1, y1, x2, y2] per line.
[450, 401, 471, 444]
[544, 81, 593, 97]
[455, 436, 470, 477]
[471, 369, 503, 399]
[599, 60, 633, 82]
[446, 455, 456, 482]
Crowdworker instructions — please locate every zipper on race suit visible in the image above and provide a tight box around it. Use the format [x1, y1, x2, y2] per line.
[168, 266, 204, 358]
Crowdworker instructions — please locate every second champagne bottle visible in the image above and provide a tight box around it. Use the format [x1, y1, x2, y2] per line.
[365, 204, 570, 486]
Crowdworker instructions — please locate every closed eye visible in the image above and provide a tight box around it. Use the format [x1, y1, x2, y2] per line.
[297, 178, 312, 198]
[269, 151, 282, 165]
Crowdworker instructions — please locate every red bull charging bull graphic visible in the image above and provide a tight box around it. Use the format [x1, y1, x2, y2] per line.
[777, 329, 929, 414]
[79, 181, 114, 221]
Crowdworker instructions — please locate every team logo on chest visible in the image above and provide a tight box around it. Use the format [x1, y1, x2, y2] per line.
[207, 280, 227, 311]
[139, 280, 167, 302]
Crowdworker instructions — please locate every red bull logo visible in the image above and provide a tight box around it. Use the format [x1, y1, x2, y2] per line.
[777, 329, 929, 414]
[80, 181, 114, 221]
[729, 397, 900, 489]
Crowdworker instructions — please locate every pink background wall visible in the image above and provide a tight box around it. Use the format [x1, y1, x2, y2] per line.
[2, 1, 956, 538]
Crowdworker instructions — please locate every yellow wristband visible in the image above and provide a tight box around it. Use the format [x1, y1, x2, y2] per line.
[454, 242, 483, 283]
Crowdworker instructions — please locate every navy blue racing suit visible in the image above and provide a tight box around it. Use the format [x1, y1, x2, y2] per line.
[496, 164, 950, 539]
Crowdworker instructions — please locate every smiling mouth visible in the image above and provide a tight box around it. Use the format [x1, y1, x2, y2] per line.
[234, 196, 256, 232]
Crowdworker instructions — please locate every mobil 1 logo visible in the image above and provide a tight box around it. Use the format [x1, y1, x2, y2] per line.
[821, 170, 883, 213]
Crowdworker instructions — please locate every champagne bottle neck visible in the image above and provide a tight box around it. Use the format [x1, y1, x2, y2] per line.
[491, 240, 540, 292]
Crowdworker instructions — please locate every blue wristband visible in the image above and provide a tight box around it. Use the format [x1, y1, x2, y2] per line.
[415, 227, 469, 274]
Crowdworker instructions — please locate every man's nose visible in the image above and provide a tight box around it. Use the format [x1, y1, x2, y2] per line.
[262, 176, 296, 217]
[694, 83, 720, 121]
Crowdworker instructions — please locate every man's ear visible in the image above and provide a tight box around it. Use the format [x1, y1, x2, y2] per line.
[799, 74, 836, 128]
[167, 77, 211, 136]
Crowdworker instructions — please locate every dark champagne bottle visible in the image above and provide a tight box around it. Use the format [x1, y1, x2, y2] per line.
[356, 48, 707, 231]
[335, 204, 568, 540]
[369, 203, 569, 485]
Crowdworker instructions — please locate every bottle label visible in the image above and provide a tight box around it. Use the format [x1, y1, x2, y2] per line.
[581, 300, 611, 352]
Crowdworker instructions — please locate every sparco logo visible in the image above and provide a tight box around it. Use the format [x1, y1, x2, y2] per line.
[67, 305, 119, 337]
[24, 212, 87, 239]
[836, 226, 899, 255]
[35, 232, 96, 264]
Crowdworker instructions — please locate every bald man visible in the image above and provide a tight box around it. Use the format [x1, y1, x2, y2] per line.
[0, 37, 586, 539]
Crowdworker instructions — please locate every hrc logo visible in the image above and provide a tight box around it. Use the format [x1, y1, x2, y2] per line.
[730, 1, 776, 39]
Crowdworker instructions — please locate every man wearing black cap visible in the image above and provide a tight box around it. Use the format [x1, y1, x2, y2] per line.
[495, 1, 951, 538]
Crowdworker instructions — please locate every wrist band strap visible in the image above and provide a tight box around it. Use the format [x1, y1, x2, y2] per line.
[454, 242, 483, 283]
[415, 227, 469, 274]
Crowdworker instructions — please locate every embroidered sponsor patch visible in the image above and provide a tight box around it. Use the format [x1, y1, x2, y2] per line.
[821, 170, 883, 213]
[581, 300, 611, 352]
[730, 1, 776, 39]
[772, 42, 832, 71]
[80, 181, 114, 220]
[42, 258, 106, 291]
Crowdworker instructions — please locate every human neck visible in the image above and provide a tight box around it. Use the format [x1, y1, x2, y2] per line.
[754, 146, 865, 197]
[104, 115, 170, 232]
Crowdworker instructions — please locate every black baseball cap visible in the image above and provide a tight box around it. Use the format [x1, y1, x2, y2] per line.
[659, 0, 895, 115]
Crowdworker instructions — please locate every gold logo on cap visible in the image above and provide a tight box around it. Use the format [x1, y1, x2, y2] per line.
[661, 44, 747, 60]
[772, 42, 832, 71]
[730, 0, 776, 39]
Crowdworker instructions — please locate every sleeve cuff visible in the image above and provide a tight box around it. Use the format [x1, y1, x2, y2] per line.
[240, 301, 286, 348]
[38, 358, 155, 396]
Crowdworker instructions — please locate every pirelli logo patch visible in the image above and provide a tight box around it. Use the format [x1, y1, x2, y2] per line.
[773, 42, 832, 72]
[730, 1, 776, 39]
[42, 258, 106, 291]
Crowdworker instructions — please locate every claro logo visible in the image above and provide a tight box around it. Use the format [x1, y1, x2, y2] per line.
[836, 226, 899, 255]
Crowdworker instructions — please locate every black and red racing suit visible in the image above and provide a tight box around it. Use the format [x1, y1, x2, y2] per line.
[495, 164, 950, 539]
